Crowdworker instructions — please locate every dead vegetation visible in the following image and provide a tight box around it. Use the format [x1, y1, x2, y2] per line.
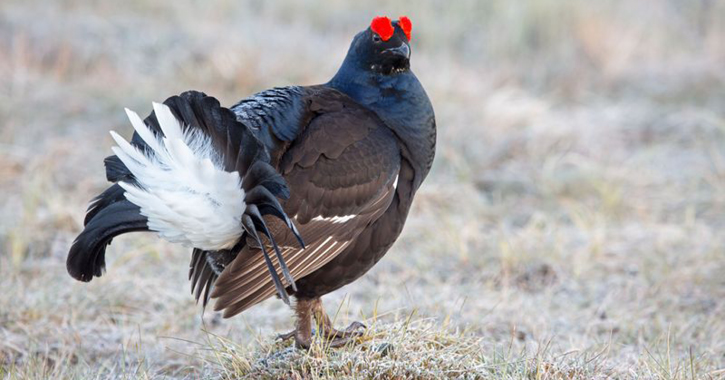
[1, 0, 724, 378]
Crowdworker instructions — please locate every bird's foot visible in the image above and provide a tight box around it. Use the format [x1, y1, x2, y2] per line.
[278, 298, 368, 349]
[319, 320, 366, 340]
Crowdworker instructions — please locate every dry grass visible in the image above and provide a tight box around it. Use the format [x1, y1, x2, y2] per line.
[1, 0, 725, 378]
[207, 316, 607, 379]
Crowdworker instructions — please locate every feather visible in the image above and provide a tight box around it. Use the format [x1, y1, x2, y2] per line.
[195, 264, 214, 301]
[103, 155, 133, 183]
[245, 186, 304, 248]
[84, 183, 126, 226]
[190, 250, 206, 294]
[246, 204, 297, 291]
[190, 249, 203, 281]
[242, 214, 289, 305]
[202, 272, 215, 308]
[67, 200, 148, 281]
[153, 102, 184, 142]
[125, 108, 163, 154]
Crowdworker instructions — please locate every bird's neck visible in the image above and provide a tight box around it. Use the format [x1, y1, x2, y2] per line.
[328, 66, 436, 190]
[328, 64, 408, 107]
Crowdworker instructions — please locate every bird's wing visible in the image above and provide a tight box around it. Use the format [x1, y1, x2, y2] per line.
[209, 90, 402, 317]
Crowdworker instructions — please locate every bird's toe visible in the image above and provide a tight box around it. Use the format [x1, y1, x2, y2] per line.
[321, 320, 367, 339]
[276, 330, 296, 341]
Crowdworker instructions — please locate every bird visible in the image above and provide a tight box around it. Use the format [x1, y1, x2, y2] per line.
[67, 15, 436, 348]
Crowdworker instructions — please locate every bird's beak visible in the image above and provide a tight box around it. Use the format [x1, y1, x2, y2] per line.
[384, 43, 410, 59]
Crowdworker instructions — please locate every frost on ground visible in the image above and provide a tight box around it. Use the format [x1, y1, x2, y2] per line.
[210, 317, 609, 379]
[1, 0, 725, 379]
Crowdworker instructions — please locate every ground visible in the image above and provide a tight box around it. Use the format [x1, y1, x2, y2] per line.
[1, 0, 724, 379]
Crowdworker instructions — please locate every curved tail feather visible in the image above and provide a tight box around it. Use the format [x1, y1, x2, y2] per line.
[67, 199, 148, 281]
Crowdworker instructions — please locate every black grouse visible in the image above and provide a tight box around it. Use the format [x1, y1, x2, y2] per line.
[67, 15, 436, 348]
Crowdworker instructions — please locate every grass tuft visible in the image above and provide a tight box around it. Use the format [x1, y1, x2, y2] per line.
[207, 318, 533, 380]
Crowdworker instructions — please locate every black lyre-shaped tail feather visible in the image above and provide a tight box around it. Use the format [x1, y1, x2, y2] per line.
[67, 199, 148, 282]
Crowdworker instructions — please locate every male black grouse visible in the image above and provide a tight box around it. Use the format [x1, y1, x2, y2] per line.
[67, 16, 436, 348]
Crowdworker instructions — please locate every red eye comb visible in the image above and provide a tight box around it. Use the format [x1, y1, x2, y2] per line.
[398, 16, 412, 41]
[371, 16, 394, 41]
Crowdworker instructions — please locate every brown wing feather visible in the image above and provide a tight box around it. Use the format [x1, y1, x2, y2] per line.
[213, 185, 394, 317]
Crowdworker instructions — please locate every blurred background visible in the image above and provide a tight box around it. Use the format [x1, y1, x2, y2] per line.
[1, 0, 724, 378]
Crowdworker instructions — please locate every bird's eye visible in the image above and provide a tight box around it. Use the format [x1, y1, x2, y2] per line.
[372, 34, 381, 43]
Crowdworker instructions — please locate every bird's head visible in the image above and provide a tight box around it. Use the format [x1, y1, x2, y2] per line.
[346, 16, 413, 76]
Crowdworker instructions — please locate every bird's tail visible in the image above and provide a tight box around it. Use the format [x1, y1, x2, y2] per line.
[67, 91, 302, 303]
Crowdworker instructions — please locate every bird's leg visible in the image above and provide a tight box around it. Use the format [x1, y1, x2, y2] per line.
[276, 298, 313, 349]
[311, 298, 366, 343]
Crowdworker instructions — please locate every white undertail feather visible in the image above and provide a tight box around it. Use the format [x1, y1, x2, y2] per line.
[111, 102, 245, 250]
